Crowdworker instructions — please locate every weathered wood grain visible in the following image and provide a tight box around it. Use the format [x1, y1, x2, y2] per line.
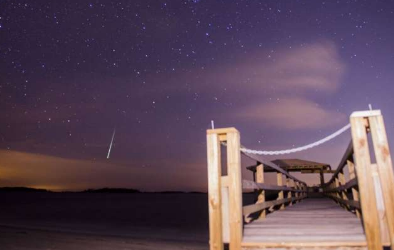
[243, 198, 366, 246]
[221, 186, 229, 243]
[207, 132, 223, 250]
[255, 164, 266, 219]
[350, 115, 382, 250]
[277, 173, 285, 210]
[227, 130, 243, 250]
[347, 160, 361, 218]
[325, 178, 357, 193]
[369, 115, 394, 246]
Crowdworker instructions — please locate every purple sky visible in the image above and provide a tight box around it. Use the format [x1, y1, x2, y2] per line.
[1, 0, 394, 191]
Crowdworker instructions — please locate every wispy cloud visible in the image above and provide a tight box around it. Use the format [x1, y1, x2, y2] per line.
[139, 42, 345, 96]
[190, 41, 346, 95]
[237, 97, 346, 130]
[256, 42, 345, 93]
[206, 41, 347, 130]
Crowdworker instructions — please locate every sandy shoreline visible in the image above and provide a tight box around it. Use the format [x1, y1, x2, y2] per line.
[0, 225, 208, 250]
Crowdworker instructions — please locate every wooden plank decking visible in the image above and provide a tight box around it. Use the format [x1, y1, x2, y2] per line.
[242, 198, 367, 249]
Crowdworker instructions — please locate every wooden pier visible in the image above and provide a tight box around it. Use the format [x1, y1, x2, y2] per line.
[206, 110, 394, 250]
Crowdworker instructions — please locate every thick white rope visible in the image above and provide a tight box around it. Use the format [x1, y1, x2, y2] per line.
[239, 123, 351, 155]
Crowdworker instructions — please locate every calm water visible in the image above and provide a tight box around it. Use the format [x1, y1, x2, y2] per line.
[0, 192, 210, 242]
[0, 191, 260, 244]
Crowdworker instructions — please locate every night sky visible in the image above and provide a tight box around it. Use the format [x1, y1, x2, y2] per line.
[1, 0, 394, 191]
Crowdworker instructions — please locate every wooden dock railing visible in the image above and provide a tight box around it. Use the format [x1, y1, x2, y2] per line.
[347, 110, 393, 249]
[323, 141, 361, 216]
[207, 128, 307, 250]
[207, 110, 394, 250]
[324, 110, 394, 249]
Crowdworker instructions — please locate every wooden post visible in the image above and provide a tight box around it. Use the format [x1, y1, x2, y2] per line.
[371, 163, 390, 246]
[300, 182, 304, 199]
[294, 180, 299, 203]
[304, 183, 308, 197]
[256, 163, 266, 219]
[226, 130, 242, 250]
[277, 173, 285, 210]
[207, 132, 223, 250]
[331, 182, 336, 199]
[334, 177, 345, 208]
[347, 160, 361, 218]
[338, 170, 350, 211]
[299, 183, 302, 198]
[319, 170, 325, 187]
[300, 183, 304, 199]
[350, 112, 382, 250]
[369, 115, 394, 246]
[286, 177, 292, 206]
[221, 183, 229, 243]
[305, 183, 308, 197]
[334, 178, 341, 200]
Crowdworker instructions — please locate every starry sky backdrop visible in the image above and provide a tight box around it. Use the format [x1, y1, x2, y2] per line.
[1, 0, 394, 191]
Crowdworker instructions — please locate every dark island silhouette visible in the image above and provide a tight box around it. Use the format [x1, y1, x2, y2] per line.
[0, 187, 50, 192]
[0, 187, 208, 194]
[0, 187, 141, 193]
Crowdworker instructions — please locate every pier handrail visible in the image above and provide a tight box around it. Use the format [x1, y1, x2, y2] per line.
[207, 128, 307, 250]
[324, 140, 354, 187]
[322, 141, 361, 216]
[349, 110, 394, 249]
[323, 110, 394, 249]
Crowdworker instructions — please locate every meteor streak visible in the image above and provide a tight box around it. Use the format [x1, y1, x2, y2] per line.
[107, 128, 116, 159]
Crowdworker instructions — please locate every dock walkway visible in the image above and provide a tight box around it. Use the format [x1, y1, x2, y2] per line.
[243, 198, 366, 249]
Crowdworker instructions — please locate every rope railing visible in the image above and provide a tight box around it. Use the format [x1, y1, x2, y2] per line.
[239, 123, 351, 155]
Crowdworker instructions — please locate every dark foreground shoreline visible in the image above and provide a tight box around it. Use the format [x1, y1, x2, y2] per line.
[0, 191, 211, 250]
[0, 191, 261, 249]
[0, 224, 208, 250]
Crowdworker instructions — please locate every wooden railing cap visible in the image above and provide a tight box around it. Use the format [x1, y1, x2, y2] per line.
[350, 110, 381, 118]
[207, 127, 239, 135]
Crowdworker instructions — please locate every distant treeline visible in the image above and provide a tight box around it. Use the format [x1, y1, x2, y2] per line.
[0, 187, 207, 194]
[0, 187, 141, 193]
[0, 187, 50, 192]
[82, 188, 140, 193]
